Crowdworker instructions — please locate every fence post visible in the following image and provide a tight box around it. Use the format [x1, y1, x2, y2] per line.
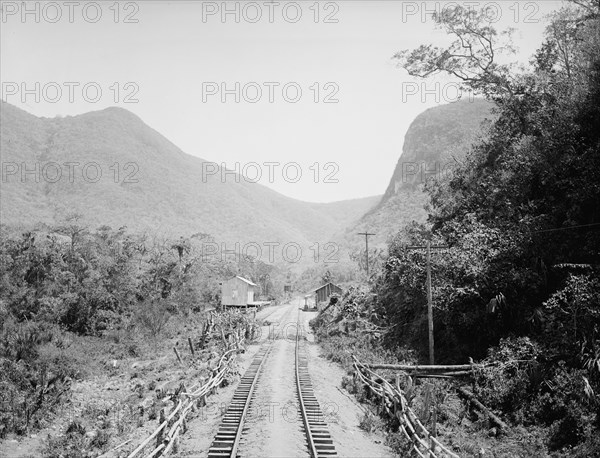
[174, 347, 183, 365]
[156, 409, 165, 448]
[422, 383, 432, 423]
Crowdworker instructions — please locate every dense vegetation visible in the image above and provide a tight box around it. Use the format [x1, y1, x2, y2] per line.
[315, 1, 600, 454]
[0, 216, 283, 439]
[389, 0, 600, 361]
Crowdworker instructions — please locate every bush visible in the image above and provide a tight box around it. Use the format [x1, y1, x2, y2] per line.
[528, 362, 597, 451]
[43, 421, 87, 458]
[134, 300, 171, 340]
[0, 320, 78, 437]
[548, 403, 589, 451]
[543, 275, 600, 366]
[358, 411, 380, 432]
[473, 336, 542, 417]
[90, 429, 110, 450]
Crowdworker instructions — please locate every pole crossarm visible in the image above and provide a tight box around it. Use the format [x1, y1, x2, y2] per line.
[358, 232, 376, 278]
[406, 245, 449, 250]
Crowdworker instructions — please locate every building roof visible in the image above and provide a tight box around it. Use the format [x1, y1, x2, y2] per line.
[235, 276, 257, 286]
[308, 282, 343, 294]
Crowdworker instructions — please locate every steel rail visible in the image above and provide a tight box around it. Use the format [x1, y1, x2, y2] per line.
[207, 344, 272, 458]
[295, 310, 337, 457]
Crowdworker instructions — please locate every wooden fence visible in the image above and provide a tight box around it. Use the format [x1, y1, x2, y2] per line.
[352, 355, 460, 458]
[120, 320, 253, 458]
[123, 347, 237, 458]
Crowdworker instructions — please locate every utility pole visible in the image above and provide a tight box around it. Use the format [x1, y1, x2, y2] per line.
[358, 232, 376, 278]
[406, 242, 448, 365]
[426, 241, 434, 365]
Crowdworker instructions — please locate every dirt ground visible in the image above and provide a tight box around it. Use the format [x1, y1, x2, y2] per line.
[177, 299, 393, 458]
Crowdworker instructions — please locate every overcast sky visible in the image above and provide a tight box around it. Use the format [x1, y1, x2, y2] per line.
[1, 0, 564, 202]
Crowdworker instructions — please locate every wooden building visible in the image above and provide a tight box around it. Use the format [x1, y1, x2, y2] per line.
[307, 282, 343, 308]
[221, 276, 257, 307]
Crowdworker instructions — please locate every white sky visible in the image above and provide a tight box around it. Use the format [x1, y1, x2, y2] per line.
[1, 0, 564, 202]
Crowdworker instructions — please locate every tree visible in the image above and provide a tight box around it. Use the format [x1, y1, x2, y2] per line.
[393, 5, 517, 99]
[382, 0, 600, 362]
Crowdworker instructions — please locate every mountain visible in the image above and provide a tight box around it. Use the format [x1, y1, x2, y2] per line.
[342, 99, 495, 250]
[0, 101, 379, 266]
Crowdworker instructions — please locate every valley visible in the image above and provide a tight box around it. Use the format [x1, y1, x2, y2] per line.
[2, 1, 600, 457]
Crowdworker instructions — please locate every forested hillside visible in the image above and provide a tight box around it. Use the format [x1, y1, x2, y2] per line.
[0, 101, 377, 262]
[313, 1, 600, 455]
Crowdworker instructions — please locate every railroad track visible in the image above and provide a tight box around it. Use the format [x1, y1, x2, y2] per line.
[207, 344, 272, 458]
[295, 311, 337, 458]
[207, 306, 337, 457]
[256, 303, 283, 323]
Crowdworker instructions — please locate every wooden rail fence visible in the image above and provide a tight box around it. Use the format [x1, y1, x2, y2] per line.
[352, 355, 459, 458]
[123, 348, 238, 458]
[122, 322, 253, 458]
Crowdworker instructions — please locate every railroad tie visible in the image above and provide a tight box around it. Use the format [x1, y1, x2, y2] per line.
[207, 345, 272, 458]
[295, 319, 337, 458]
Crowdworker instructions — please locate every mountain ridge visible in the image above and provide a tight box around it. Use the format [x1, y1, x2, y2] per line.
[341, 99, 495, 250]
[0, 101, 380, 263]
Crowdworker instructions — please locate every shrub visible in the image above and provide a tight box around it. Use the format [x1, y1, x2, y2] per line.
[134, 299, 171, 340]
[473, 336, 542, 417]
[90, 429, 110, 450]
[0, 320, 78, 437]
[43, 421, 87, 458]
[358, 411, 379, 432]
[528, 362, 597, 450]
[543, 275, 600, 368]
[548, 402, 589, 451]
